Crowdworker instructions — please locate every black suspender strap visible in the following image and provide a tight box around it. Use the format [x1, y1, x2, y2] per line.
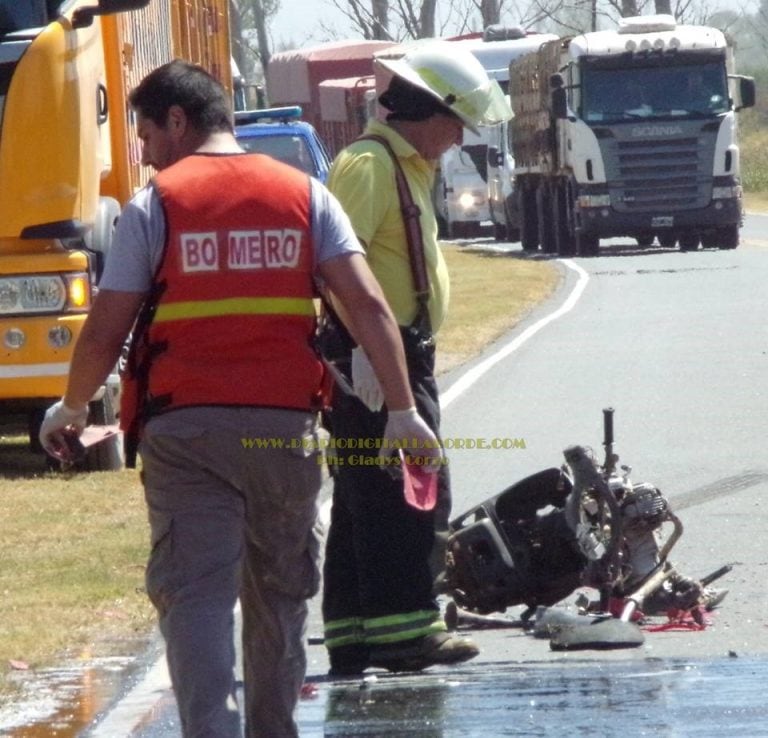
[357, 134, 432, 335]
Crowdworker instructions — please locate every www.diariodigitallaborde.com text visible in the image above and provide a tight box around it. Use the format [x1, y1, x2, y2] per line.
[240, 436, 526, 452]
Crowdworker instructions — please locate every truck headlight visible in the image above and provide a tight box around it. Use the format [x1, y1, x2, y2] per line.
[711, 185, 741, 200]
[577, 194, 611, 208]
[0, 272, 90, 315]
[458, 192, 477, 210]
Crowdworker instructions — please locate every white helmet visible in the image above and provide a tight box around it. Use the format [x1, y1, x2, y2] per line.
[375, 41, 512, 134]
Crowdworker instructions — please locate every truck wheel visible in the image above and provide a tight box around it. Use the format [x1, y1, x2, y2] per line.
[716, 225, 739, 250]
[436, 212, 449, 239]
[636, 233, 654, 248]
[554, 183, 575, 256]
[658, 232, 677, 249]
[520, 188, 538, 252]
[465, 221, 483, 239]
[538, 185, 556, 254]
[502, 197, 520, 243]
[493, 219, 508, 241]
[576, 234, 599, 256]
[77, 390, 124, 472]
[678, 233, 700, 252]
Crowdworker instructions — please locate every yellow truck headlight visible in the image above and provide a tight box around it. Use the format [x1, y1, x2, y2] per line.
[0, 273, 90, 315]
[65, 273, 90, 309]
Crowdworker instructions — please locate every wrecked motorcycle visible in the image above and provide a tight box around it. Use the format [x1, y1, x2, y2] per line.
[443, 408, 730, 648]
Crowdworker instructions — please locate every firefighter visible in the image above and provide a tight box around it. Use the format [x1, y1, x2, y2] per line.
[39, 60, 442, 738]
[321, 41, 512, 675]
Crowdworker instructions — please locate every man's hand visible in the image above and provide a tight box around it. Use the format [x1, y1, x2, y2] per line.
[39, 400, 89, 461]
[382, 407, 445, 472]
[351, 346, 384, 412]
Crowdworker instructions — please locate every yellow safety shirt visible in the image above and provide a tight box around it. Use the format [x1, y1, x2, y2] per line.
[327, 119, 450, 332]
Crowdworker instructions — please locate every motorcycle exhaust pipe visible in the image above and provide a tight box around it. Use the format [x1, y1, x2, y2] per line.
[700, 564, 733, 587]
[620, 566, 675, 622]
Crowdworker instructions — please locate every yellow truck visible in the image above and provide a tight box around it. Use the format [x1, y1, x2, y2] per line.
[0, 0, 231, 469]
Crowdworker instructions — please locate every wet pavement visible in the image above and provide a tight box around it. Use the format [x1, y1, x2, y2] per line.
[4, 626, 768, 737]
[301, 657, 768, 737]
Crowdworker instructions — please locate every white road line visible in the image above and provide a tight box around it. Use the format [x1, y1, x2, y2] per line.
[441, 259, 588, 409]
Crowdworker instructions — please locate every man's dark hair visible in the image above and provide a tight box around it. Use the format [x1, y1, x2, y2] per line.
[129, 59, 233, 134]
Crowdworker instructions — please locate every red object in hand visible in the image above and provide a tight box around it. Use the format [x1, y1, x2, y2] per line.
[399, 449, 438, 511]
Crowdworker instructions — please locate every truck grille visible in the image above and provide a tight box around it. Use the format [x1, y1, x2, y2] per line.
[598, 125, 718, 213]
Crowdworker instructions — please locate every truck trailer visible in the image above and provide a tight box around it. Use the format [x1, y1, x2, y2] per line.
[265, 40, 397, 158]
[0, 0, 231, 469]
[508, 14, 755, 255]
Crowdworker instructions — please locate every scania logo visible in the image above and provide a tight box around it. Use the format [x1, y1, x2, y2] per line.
[631, 125, 684, 137]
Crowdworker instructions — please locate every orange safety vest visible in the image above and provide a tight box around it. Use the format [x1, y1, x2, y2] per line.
[120, 153, 327, 465]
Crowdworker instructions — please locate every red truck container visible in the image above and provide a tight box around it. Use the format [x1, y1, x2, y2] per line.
[265, 40, 396, 156]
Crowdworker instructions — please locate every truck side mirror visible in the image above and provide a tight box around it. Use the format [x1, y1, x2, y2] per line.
[73, 0, 150, 29]
[552, 87, 568, 120]
[487, 146, 504, 167]
[737, 76, 756, 111]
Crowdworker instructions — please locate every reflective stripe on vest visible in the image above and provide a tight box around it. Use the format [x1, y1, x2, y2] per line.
[154, 296, 315, 322]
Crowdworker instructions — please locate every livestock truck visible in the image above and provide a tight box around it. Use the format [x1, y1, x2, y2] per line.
[508, 14, 755, 255]
[0, 0, 231, 469]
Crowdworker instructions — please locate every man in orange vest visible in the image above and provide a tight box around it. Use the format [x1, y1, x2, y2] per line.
[39, 60, 442, 738]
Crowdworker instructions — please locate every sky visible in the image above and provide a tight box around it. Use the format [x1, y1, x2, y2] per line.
[268, 0, 759, 52]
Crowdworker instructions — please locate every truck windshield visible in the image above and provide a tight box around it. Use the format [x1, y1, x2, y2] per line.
[0, 1, 51, 34]
[580, 60, 729, 122]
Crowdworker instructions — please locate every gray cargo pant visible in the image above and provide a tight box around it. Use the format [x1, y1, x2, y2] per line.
[140, 406, 323, 738]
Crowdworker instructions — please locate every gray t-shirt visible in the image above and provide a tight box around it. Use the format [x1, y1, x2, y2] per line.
[100, 176, 363, 292]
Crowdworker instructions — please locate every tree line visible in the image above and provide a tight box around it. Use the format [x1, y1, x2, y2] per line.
[229, 0, 765, 94]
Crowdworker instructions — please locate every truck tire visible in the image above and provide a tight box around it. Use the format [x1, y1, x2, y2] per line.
[678, 232, 700, 251]
[636, 232, 655, 248]
[658, 232, 677, 249]
[576, 233, 600, 256]
[436, 212, 449, 239]
[716, 225, 739, 250]
[554, 182, 575, 256]
[519, 188, 538, 252]
[537, 184, 556, 254]
[503, 196, 520, 243]
[493, 219, 508, 241]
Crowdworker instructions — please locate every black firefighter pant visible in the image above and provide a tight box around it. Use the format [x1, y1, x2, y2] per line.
[321, 328, 451, 655]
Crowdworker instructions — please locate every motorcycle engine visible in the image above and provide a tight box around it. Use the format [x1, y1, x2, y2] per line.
[619, 482, 668, 531]
[616, 482, 670, 592]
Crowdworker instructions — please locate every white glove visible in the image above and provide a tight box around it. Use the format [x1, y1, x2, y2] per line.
[381, 407, 445, 472]
[39, 400, 89, 460]
[351, 346, 384, 412]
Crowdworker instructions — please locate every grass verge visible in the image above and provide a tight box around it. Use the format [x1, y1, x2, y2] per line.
[438, 245, 560, 373]
[0, 248, 558, 701]
[0, 453, 154, 690]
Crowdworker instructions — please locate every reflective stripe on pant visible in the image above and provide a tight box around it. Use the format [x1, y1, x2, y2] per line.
[141, 406, 322, 738]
